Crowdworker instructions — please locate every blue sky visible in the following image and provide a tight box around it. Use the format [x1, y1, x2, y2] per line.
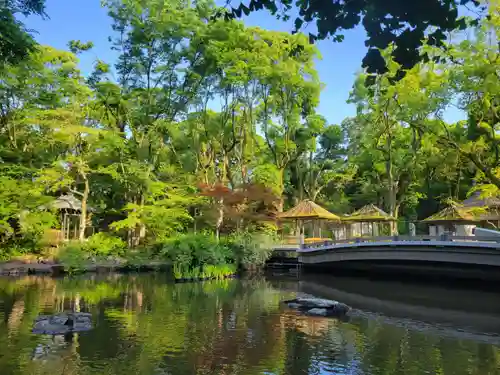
[24, 0, 462, 124]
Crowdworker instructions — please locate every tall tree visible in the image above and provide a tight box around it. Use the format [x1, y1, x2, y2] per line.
[226, 0, 486, 75]
[0, 0, 46, 64]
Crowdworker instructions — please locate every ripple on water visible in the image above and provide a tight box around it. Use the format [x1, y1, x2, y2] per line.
[0, 274, 499, 375]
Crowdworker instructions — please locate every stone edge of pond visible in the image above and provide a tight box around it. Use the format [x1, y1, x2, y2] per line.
[0, 261, 172, 276]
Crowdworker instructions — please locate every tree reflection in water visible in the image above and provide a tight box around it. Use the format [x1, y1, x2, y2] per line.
[0, 274, 498, 375]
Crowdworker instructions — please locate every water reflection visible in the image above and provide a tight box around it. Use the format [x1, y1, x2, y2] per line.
[0, 274, 498, 375]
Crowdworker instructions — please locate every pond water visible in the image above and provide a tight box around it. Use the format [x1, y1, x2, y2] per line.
[0, 273, 499, 375]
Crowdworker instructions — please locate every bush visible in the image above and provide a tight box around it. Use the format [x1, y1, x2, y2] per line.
[0, 244, 34, 261]
[85, 233, 126, 256]
[123, 248, 155, 269]
[57, 241, 89, 273]
[160, 231, 275, 272]
[159, 233, 232, 268]
[224, 231, 275, 269]
[56, 233, 126, 272]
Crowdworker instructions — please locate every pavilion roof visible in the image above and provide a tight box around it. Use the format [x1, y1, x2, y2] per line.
[40, 194, 93, 212]
[423, 205, 476, 223]
[461, 191, 500, 208]
[278, 199, 340, 221]
[424, 191, 500, 224]
[51, 194, 83, 211]
[342, 204, 396, 222]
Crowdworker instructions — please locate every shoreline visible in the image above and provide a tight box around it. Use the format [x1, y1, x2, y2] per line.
[0, 260, 170, 276]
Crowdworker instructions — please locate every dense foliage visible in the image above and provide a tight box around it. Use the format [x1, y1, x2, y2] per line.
[0, 0, 499, 266]
[0, 0, 46, 64]
[228, 0, 487, 75]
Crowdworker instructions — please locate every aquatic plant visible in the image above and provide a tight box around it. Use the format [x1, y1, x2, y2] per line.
[172, 263, 236, 281]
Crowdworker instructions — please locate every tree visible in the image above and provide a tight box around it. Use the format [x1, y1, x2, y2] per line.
[90, 0, 219, 245]
[0, 0, 499, 258]
[226, 0, 486, 75]
[199, 182, 278, 235]
[0, 0, 46, 64]
[0, 45, 94, 243]
[253, 30, 322, 209]
[0, 45, 88, 169]
[296, 121, 356, 202]
[347, 59, 441, 231]
[438, 5, 500, 191]
[376, 3, 500, 193]
[36, 104, 109, 242]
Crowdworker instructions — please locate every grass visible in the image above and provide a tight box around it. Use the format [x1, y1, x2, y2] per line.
[173, 263, 236, 281]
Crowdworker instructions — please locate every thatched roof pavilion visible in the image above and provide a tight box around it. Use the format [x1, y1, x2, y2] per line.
[278, 199, 340, 221]
[338, 204, 395, 238]
[342, 204, 396, 222]
[462, 192, 500, 208]
[462, 192, 500, 223]
[423, 191, 500, 229]
[278, 199, 340, 242]
[423, 205, 476, 224]
[51, 194, 84, 211]
[423, 191, 500, 236]
[40, 194, 93, 241]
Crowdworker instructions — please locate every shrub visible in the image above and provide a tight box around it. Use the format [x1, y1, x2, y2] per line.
[159, 233, 232, 268]
[123, 248, 155, 269]
[85, 233, 126, 256]
[161, 231, 274, 273]
[57, 241, 89, 273]
[224, 231, 275, 269]
[0, 244, 33, 261]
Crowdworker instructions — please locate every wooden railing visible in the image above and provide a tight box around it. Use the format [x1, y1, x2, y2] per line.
[302, 234, 500, 249]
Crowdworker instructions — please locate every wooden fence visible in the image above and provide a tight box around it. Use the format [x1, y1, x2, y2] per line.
[302, 234, 500, 249]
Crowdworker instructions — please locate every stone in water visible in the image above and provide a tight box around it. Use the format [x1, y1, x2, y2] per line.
[32, 312, 93, 335]
[282, 297, 351, 317]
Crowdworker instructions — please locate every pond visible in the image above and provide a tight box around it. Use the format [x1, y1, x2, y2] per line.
[0, 273, 499, 375]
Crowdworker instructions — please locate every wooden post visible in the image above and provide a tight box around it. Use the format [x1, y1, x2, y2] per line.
[74, 215, 78, 239]
[64, 213, 69, 240]
[61, 212, 65, 241]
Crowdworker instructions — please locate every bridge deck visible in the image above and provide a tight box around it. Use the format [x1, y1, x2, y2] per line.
[300, 239, 500, 253]
[290, 235, 500, 267]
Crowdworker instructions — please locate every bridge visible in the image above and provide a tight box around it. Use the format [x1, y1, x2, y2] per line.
[297, 235, 500, 269]
[271, 234, 500, 269]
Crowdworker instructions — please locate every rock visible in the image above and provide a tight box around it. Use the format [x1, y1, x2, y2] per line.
[32, 312, 93, 335]
[49, 314, 70, 325]
[306, 308, 329, 316]
[283, 297, 351, 317]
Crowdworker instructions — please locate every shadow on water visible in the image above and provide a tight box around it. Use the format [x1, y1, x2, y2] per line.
[296, 274, 500, 345]
[0, 273, 499, 375]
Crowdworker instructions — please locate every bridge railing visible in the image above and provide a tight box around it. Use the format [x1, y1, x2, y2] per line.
[302, 234, 500, 249]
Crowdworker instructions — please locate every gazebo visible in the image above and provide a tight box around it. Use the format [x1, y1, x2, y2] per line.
[423, 205, 476, 236]
[338, 204, 396, 239]
[462, 192, 500, 228]
[423, 192, 500, 236]
[278, 199, 340, 243]
[42, 194, 92, 241]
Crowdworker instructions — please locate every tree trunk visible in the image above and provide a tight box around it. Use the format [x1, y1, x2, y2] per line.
[128, 196, 142, 248]
[454, 167, 462, 199]
[78, 176, 89, 241]
[215, 197, 224, 240]
[278, 168, 285, 212]
[137, 194, 146, 245]
[386, 134, 398, 235]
